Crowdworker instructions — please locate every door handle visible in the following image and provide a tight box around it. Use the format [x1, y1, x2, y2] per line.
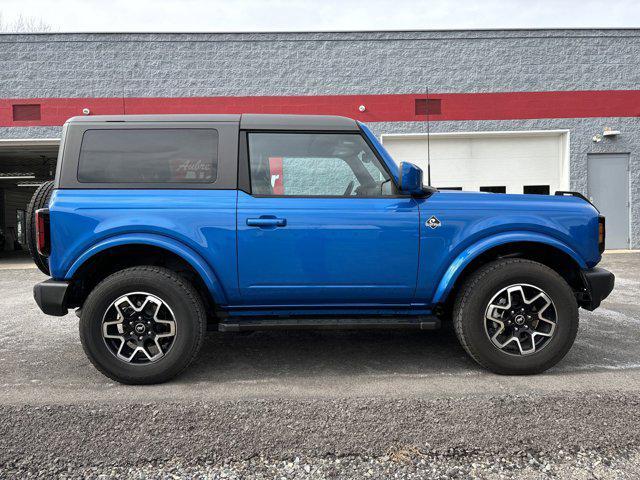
[246, 217, 287, 228]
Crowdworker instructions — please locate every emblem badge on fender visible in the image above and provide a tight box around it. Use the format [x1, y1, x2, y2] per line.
[426, 216, 442, 229]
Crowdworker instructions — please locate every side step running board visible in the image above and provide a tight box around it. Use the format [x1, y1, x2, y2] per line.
[218, 316, 441, 332]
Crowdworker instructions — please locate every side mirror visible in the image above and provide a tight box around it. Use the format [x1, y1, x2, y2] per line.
[398, 162, 424, 194]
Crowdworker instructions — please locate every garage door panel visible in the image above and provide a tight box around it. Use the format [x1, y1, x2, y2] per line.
[386, 138, 426, 162]
[382, 132, 565, 194]
[472, 137, 558, 157]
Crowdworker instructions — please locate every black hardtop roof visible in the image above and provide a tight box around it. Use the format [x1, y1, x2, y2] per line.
[241, 114, 358, 130]
[66, 113, 359, 131]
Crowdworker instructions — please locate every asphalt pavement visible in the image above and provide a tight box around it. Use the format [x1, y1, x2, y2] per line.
[1, 252, 639, 478]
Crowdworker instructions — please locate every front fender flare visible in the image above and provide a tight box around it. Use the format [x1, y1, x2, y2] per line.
[431, 231, 587, 305]
[65, 233, 227, 305]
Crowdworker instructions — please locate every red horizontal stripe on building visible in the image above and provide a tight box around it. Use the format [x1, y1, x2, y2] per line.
[1, 91, 640, 127]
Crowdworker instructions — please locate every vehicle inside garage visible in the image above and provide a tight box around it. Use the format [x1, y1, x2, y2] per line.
[0, 140, 59, 256]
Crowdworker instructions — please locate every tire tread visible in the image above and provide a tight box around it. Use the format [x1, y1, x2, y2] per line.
[80, 265, 207, 384]
[26, 180, 55, 275]
[453, 258, 578, 375]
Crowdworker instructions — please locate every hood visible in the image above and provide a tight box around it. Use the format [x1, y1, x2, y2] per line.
[431, 190, 598, 214]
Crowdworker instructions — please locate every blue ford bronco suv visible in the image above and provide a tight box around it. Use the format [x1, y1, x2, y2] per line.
[29, 114, 614, 384]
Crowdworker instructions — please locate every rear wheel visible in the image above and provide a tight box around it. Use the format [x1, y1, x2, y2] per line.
[26, 180, 54, 275]
[453, 258, 578, 375]
[79, 266, 207, 384]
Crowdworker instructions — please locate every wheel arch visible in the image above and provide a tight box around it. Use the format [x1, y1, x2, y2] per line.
[433, 232, 587, 309]
[65, 233, 226, 309]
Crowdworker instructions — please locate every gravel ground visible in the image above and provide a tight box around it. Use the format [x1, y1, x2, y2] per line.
[7, 448, 640, 479]
[1, 252, 639, 478]
[2, 393, 640, 478]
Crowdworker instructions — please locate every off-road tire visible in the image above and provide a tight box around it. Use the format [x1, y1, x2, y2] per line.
[26, 180, 54, 275]
[79, 266, 207, 384]
[453, 258, 579, 375]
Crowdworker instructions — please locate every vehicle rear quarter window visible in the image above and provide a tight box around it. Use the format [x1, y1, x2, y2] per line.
[77, 129, 218, 183]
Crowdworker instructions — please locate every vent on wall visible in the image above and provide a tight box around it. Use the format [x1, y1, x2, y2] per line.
[480, 186, 507, 194]
[415, 98, 441, 116]
[524, 185, 550, 195]
[12, 104, 41, 121]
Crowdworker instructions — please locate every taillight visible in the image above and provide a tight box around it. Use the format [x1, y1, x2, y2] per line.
[598, 215, 606, 254]
[35, 208, 50, 256]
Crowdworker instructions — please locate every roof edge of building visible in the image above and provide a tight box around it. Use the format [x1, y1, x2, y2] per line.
[0, 27, 639, 38]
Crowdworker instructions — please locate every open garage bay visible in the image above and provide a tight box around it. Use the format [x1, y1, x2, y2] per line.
[0, 140, 58, 256]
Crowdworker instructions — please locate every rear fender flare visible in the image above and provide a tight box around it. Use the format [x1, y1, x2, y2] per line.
[65, 233, 226, 305]
[431, 231, 587, 305]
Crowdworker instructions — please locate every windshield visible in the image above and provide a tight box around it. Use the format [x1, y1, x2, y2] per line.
[357, 122, 400, 183]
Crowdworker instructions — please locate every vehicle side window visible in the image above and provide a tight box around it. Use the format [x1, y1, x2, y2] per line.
[77, 129, 218, 183]
[247, 132, 394, 197]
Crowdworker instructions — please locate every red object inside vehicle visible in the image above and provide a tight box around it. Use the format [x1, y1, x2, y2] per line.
[269, 157, 283, 194]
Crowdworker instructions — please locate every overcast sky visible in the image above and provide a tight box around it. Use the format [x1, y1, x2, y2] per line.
[0, 0, 639, 32]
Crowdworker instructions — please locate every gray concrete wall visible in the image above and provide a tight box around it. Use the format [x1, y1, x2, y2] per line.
[1, 30, 639, 97]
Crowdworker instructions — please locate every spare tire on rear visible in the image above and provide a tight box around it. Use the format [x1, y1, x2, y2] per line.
[26, 180, 54, 275]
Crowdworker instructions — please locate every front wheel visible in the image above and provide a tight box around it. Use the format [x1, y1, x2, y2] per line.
[453, 259, 579, 375]
[79, 266, 207, 384]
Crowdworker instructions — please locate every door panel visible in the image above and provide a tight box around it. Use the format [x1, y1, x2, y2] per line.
[587, 154, 630, 249]
[236, 192, 420, 305]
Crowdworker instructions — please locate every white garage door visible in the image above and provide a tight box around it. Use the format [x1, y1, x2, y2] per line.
[381, 131, 569, 194]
